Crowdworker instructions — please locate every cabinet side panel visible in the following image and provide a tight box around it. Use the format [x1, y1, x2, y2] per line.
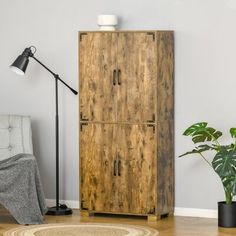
[156, 121, 174, 215]
[156, 32, 174, 121]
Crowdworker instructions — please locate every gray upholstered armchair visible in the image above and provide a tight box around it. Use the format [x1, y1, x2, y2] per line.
[0, 115, 47, 224]
[0, 115, 33, 159]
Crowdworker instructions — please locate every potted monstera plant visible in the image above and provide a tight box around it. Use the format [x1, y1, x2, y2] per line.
[180, 122, 236, 227]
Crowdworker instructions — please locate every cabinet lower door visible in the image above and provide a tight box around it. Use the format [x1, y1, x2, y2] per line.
[80, 123, 117, 212]
[116, 124, 157, 215]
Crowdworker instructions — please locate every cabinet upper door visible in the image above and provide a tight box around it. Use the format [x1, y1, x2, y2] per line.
[79, 33, 117, 122]
[80, 123, 117, 212]
[116, 124, 157, 214]
[117, 32, 157, 123]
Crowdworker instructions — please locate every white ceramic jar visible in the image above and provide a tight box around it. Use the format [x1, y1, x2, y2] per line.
[97, 15, 118, 31]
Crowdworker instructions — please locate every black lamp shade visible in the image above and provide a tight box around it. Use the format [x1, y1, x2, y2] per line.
[10, 55, 29, 75]
[10, 47, 33, 75]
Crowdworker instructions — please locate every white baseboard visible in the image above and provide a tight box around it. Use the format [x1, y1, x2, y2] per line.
[45, 200, 217, 219]
[174, 207, 217, 218]
[46, 199, 80, 209]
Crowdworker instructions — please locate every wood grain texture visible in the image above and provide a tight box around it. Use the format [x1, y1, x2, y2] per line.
[117, 32, 157, 123]
[80, 123, 117, 212]
[156, 32, 174, 121]
[156, 121, 174, 215]
[116, 124, 156, 215]
[79, 33, 117, 122]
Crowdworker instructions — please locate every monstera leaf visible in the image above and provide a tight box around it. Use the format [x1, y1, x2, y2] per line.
[230, 128, 236, 139]
[212, 150, 236, 177]
[212, 150, 236, 201]
[183, 122, 222, 144]
[179, 144, 215, 157]
[212, 150, 236, 178]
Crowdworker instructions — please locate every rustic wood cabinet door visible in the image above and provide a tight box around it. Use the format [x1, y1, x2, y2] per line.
[116, 124, 157, 214]
[80, 123, 117, 212]
[79, 33, 117, 122]
[116, 32, 157, 123]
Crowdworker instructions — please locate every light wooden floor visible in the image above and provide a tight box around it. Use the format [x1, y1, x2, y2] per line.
[1, 206, 236, 236]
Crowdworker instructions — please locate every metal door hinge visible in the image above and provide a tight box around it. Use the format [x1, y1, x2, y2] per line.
[80, 112, 89, 121]
[80, 123, 88, 131]
[147, 32, 155, 41]
[80, 33, 87, 41]
[147, 124, 155, 134]
[147, 114, 155, 123]
[81, 200, 88, 210]
[148, 207, 156, 214]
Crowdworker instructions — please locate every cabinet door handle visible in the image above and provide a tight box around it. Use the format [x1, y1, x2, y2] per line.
[117, 69, 121, 85]
[118, 160, 121, 176]
[113, 69, 117, 85]
[113, 160, 117, 176]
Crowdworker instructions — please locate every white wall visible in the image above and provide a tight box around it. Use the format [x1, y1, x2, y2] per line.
[1, 0, 236, 209]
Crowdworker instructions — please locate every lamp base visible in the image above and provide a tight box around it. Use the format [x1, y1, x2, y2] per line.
[46, 204, 73, 215]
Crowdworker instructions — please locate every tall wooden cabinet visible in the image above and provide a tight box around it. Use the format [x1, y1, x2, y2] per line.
[79, 31, 174, 219]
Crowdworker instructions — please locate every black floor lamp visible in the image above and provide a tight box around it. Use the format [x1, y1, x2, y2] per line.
[10, 46, 78, 215]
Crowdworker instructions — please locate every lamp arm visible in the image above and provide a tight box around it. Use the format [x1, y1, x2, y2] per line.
[31, 56, 78, 95]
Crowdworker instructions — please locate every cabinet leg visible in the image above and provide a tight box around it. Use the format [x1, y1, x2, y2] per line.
[148, 214, 160, 221]
[80, 210, 94, 217]
[168, 211, 174, 217]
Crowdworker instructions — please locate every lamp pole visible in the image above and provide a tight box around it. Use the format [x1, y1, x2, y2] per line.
[55, 76, 60, 212]
[32, 56, 77, 215]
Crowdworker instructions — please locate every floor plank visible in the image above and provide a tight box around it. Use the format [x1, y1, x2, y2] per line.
[1, 206, 236, 236]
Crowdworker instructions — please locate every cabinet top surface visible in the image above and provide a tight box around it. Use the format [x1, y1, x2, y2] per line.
[79, 30, 174, 33]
